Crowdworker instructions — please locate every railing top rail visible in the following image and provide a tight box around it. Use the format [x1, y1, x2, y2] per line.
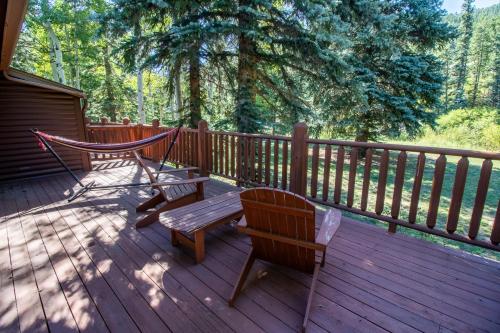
[87, 123, 131, 129]
[207, 130, 292, 141]
[306, 138, 500, 160]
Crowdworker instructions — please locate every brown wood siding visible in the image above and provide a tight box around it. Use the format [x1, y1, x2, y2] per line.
[0, 72, 90, 181]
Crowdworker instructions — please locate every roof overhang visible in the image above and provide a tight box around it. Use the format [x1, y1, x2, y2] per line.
[0, 0, 28, 70]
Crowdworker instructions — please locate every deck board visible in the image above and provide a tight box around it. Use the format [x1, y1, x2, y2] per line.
[1, 160, 499, 333]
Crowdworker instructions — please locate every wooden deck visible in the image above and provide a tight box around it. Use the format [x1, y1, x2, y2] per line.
[1, 160, 499, 333]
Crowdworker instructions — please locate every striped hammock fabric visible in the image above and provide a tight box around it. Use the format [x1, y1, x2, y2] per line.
[32, 127, 178, 153]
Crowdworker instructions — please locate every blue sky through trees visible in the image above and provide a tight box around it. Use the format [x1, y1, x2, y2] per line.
[442, 0, 498, 13]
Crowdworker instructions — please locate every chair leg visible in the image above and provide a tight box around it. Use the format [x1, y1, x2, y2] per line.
[320, 251, 326, 267]
[228, 248, 256, 307]
[303, 263, 321, 332]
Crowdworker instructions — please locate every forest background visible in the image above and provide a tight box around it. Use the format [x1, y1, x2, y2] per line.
[12, 0, 500, 151]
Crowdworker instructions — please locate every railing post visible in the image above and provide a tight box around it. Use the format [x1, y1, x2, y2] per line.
[135, 123, 144, 156]
[122, 118, 130, 125]
[152, 119, 161, 162]
[197, 120, 209, 177]
[100, 117, 109, 125]
[289, 122, 308, 196]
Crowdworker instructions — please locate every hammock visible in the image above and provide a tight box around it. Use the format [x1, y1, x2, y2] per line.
[30, 125, 184, 202]
[32, 127, 178, 153]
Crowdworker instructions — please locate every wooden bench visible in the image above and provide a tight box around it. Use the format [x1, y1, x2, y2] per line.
[159, 191, 243, 263]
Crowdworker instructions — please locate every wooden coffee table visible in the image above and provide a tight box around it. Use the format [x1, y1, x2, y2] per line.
[158, 191, 243, 263]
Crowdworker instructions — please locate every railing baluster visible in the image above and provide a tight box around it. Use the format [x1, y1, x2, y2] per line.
[236, 136, 241, 183]
[230, 135, 235, 177]
[225, 135, 229, 176]
[250, 138, 255, 181]
[243, 136, 249, 181]
[426, 154, 447, 228]
[207, 133, 213, 172]
[375, 149, 390, 215]
[311, 144, 320, 198]
[273, 139, 279, 188]
[265, 138, 271, 186]
[360, 148, 372, 211]
[257, 138, 263, 183]
[334, 146, 345, 204]
[391, 151, 407, 219]
[213, 134, 218, 173]
[469, 159, 492, 239]
[281, 141, 288, 189]
[219, 134, 224, 175]
[446, 156, 469, 233]
[491, 201, 500, 245]
[409, 152, 426, 223]
[322, 145, 332, 202]
[347, 147, 358, 207]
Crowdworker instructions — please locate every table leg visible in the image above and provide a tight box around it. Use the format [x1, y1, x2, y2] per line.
[194, 230, 205, 263]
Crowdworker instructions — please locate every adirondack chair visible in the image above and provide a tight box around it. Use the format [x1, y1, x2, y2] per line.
[133, 151, 209, 228]
[229, 188, 341, 332]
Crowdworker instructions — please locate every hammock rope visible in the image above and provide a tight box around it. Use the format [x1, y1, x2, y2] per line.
[32, 127, 178, 153]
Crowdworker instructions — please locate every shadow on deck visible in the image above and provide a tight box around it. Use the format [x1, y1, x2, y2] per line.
[1, 160, 499, 333]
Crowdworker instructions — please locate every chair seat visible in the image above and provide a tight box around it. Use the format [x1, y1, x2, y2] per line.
[162, 182, 197, 202]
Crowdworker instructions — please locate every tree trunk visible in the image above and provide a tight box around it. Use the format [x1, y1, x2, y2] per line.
[134, 22, 145, 124]
[189, 42, 201, 128]
[174, 59, 183, 121]
[72, 0, 80, 90]
[453, 0, 474, 108]
[44, 22, 66, 84]
[103, 43, 117, 122]
[235, 0, 258, 133]
[491, 31, 500, 108]
[471, 38, 484, 107]
[137, 69, 145, 124]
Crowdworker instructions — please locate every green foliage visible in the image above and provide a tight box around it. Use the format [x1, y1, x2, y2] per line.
[406, 107, 500, 150]
[12, 0, 498, 143]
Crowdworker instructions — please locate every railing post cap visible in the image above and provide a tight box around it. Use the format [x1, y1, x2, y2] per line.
[122, 118, 130, 125]
[100, 117, 109, 125]
[152, 119, 160, 128]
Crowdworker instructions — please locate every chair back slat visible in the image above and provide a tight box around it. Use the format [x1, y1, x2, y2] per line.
[240, 188, 316, 272]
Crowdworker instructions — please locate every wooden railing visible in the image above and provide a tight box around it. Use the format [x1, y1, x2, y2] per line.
[85, 118, 500, 251]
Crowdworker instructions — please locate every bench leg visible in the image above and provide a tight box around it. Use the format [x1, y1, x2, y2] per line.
[171, 230, 179, 246]
[194, 230, 205, 263]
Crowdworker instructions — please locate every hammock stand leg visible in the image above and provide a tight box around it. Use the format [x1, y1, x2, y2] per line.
[35, 132, 94, 202]
[156, 124, 183, 179]
[151, 124, 183, 195]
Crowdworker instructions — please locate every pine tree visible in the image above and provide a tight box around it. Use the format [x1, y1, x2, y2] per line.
[316, 0, 454, 141]
[491, 29, 500, 108]
[453, 0, 475, 108]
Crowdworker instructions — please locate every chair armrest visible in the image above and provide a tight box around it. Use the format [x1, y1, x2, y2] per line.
[152, 177, 210, 187]
[152, 167, 199, 174]
[316, 209, 341, 247]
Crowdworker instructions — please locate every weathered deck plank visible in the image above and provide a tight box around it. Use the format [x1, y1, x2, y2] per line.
[1, 160, 499, 333]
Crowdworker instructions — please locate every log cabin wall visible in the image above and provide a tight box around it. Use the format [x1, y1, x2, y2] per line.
[0, 70, 91, 181]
